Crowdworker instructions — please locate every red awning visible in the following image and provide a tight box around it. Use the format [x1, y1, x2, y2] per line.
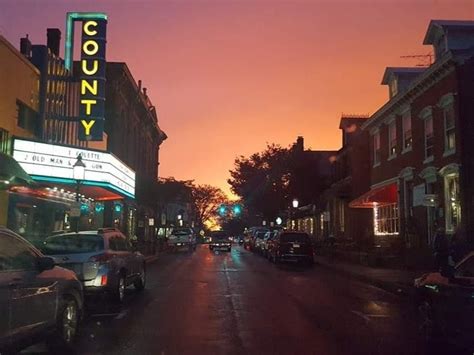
[349, 183, 398, 208]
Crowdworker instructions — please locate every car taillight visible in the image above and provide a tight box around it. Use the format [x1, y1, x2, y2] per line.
[100, 275, 108, 286]
[89, 253, 113, 263]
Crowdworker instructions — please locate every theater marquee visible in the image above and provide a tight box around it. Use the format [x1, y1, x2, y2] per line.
[65, 12, 107, 141]
[13, 139, 135, 199]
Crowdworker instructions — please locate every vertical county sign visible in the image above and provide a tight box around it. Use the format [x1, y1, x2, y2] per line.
[79, 19, 107, 140]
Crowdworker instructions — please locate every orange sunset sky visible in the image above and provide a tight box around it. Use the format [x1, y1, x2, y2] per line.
[1, 0, 473, 198]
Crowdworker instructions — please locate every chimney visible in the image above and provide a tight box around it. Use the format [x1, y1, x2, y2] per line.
[143, 87, 147, 98]
[20, 34, 32, 58]
[47, 28, 61, 56]
[138, 80, 142, 92]
[296, 136, 304, 152]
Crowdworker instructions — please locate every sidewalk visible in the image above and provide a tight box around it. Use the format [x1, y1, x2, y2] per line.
[316, 255, 426, 298]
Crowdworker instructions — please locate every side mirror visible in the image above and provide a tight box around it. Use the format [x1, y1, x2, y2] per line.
[38, 256, 55, 271]
[440, 265, 455, 279]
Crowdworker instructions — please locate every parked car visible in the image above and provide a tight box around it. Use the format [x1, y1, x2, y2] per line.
[414, 251, 474, 351]
[42, 228, 146, 303]
[245, 227, 268, 251]
[0, 227, 84, 353]
[209, 231, 232, 251]
[268, 231, 314, 265]
[168, 227, 196, 252]
[253, 230, 268, 254]
[262, 230, 279, 258]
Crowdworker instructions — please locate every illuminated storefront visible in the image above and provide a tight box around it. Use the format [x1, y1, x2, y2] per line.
[349, 181, 399, 237]
[7, 138, 135, 247]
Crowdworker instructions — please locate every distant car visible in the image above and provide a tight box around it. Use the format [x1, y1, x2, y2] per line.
[209, 231, 232, 251]
[414, 251, 474, 350]
[42, 228, 146, 303]
[268, 231, 314, 265]
[168, 227, 196, 252]
[0, 227, 84, 353]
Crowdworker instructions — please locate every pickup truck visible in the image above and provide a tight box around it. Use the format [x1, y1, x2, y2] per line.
[168, 228, 196, 252]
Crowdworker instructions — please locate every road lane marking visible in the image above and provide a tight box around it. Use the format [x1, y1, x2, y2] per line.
[115, 309, 129, 320]
[351, 310, 390, 323]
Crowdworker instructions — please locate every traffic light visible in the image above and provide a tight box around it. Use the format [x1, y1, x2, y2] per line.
[218, 204, 226, 216]
[233, 204, 242, 216]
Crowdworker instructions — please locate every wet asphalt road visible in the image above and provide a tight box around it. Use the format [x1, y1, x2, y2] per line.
[22, 245, 458, 354]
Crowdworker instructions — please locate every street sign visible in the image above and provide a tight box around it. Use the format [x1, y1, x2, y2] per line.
[70, 202, 81, 217]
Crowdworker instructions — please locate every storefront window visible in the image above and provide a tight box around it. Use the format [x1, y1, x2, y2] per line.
[373, 203, 399, 236]
[445, 174, 460, 233]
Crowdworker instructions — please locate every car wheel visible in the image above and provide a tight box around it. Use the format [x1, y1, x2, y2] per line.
[47, 295, 79, 352]
[134, 265, 146, 291]
[111, 275, 126, 303]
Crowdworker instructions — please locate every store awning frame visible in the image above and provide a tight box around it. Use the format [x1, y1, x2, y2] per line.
[0, 152, 36, 189]
[349, 182, 398, 208]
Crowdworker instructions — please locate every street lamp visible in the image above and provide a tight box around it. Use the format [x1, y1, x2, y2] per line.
[291, 198, 299, 230]
[292, 198, 299, 208]
[73, 154, 86, 232]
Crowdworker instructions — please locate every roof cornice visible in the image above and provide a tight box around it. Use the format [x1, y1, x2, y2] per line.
[362, 52, 455, 130]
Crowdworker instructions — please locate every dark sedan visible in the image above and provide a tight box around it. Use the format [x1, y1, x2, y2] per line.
[268, 231, 314, 265]
[0, 227, 83, 353]
[209, 231, 232, 251]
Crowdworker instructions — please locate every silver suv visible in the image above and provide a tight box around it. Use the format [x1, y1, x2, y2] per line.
[42, 228, 146, 303]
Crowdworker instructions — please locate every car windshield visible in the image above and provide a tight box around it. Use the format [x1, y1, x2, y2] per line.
[280, 233, 310, 243]
[211, 232, 228, 240]
[42, 234, 104, 255]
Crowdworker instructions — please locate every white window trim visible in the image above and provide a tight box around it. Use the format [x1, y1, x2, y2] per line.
[423, 156, 434, 165]
[401, 146, 412, 155]
[443, 172, 460, 234]
[418, 106, 433, 120]
[437, 93, 455, 109]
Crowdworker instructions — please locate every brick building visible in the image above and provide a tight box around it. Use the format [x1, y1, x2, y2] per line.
[319, 115, 372, 243]
[103, 62, 167, 246]
[350, 20, 474, 263]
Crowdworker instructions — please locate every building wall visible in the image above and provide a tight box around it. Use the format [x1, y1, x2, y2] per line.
[0, 36, 40, 226]
[364, 57, 470, 253]
[0, 35, 40, 146]
[370, 71, 459, 186]
[457, 55, 474, 247]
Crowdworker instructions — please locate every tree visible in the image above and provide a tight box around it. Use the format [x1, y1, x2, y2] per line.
[191, 184, 227, 228]
[227, 144, 291, 221]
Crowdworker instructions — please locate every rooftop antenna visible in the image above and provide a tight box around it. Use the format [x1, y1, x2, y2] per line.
[400, 53, 434, 67]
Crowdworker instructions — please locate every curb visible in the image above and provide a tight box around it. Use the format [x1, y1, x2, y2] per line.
[317, 260, 415, 299]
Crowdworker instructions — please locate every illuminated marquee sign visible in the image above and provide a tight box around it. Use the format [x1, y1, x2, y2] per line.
[13, 139, 135, 198]
[79, 19, 107, 140]
[65, 12, 107, 141]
